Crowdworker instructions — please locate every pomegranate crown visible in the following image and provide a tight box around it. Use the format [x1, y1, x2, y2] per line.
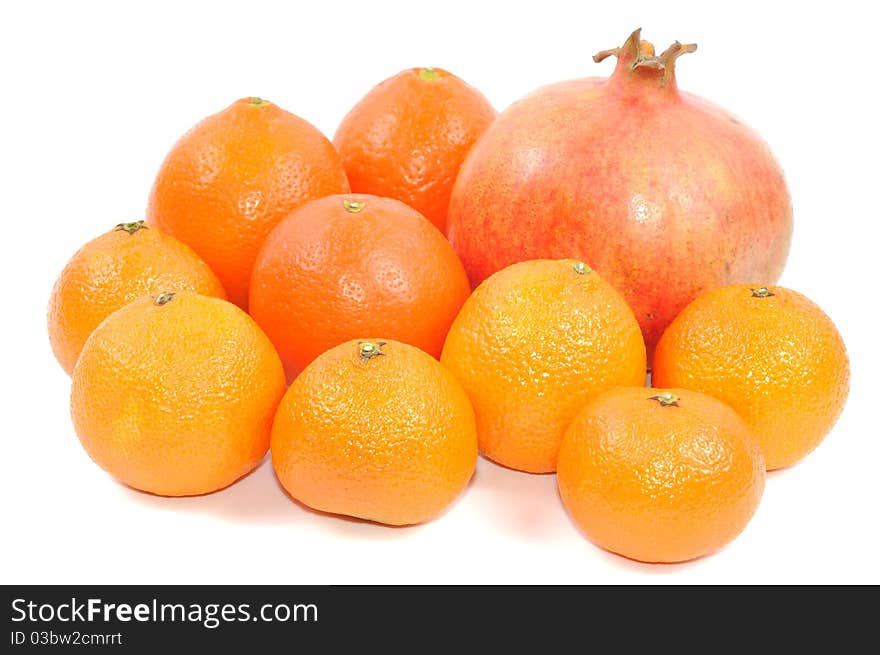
[594, 28, 697, 85]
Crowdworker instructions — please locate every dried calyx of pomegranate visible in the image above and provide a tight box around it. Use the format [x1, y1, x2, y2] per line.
[594, 28, 697, 85]
[445, 27, 793, 361]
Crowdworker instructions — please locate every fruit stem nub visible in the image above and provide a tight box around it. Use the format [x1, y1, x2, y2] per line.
[115, 221, 148, 234]
[649, 392, 679, 407]
[358, 341, 387, 361]
[154, 292, 175, 306]
[419, 68, 440, 81]
[573, 261, 591, 275]
[751, 286, 775, 298]
[343, 199, 367, 213]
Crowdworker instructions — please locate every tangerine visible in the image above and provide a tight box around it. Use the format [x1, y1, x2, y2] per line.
[653, 284, 850, 470]
[48, 221, 225, 375]
[148, 97, 349, 307]
[557, 386, 765, 563]
[440, 259, 646, 473]
[271, 339, 477, 525]
[70, 292, 285, 496]
[334, 68, 496, 231]
[250, 194, 470, 378]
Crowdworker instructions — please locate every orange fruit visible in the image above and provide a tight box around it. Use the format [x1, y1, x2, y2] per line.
[557, 387, 765, 563]
[71, 292, 285, 496]
[653, 284, 850, 470]
[333, 68, 496, 232]
[48, 221, 225, 375]
[147, 97, 350, 308]
[440, 259, 646, 473]
[250, 194, 471, 379]
[271, 339, 477, 526]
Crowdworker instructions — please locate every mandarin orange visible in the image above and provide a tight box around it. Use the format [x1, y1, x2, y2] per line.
[271, 339, 477, 525]
[148, 97, 349, 307]
[334, 68, 496, 231]
[653, 284, 850, 470]
[557, 386, 765, 563]
[48, 221, 225, 374]
[440, 259, 646, 473]
[250, 194, 470, 379]
[71, 292, 285, 496]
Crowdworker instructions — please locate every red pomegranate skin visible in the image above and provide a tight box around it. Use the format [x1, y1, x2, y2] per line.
[446, 31, 793, 360]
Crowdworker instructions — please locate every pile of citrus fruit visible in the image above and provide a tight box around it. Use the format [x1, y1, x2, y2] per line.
[48, 30, 849, 564]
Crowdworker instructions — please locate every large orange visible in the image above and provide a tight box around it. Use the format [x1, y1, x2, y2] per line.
[557, 387, 765, 563]
[147, 97, 350, 307]
[440, 259, 646, 473]
[71, 292, 286, 496]
[48, 221, 225, 375]
[249, 194, 471, 379]
[333, 67, 496, 231]
[653, 284, 850, 470]
[271, 339, 477, 526]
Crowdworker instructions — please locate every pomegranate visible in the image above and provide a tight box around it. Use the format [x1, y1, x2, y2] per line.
[446, 29, 793, 360]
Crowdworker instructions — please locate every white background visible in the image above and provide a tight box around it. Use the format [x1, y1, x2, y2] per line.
[2, 0, 878, 584]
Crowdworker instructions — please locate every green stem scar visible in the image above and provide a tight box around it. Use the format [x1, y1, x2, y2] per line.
[114, 221, 148, 234]
[573, 261, 591, 275]
[249, 97, 270, 106]
[649, 392, 679, 407]
[419, 68, 440, 81]
[154, 292, 175, 306]
[358, 341, 386, 361]
[343, 199, 367, 213]
[751, 286, 775, 298]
